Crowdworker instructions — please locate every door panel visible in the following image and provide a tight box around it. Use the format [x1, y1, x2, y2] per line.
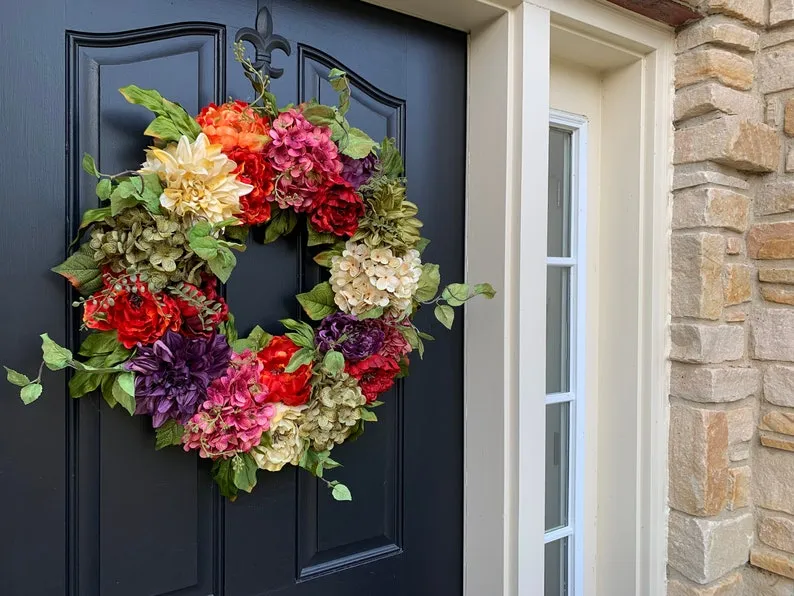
[0, 1, 466, 595]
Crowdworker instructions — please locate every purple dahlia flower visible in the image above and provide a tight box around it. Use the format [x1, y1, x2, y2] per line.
[315, 313, 385, 362]
[339, 153, 379, 189]
[125, 331, 232, 428]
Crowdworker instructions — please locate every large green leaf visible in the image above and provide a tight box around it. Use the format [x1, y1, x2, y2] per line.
[40, 334, 73, 370]
[155, 420, 186, 450]
[52, 244, 103, 295]
[144, 115, 184, 143]
[119, 85, 201, 140]
[20, 383, 43, 405]
[284, 347, 314, 373]
[434, 304, 454, 330]
[78, 331, 120, 357]
[296, 281, 338, 321]
[331, 483, 352, 502]
[82, 153, 100, 178]
[340, 127, 376, 159]
[4, 367, 31, 387]
[207, 246, 237, 283]
[379, 138, 403, 178]
[232, 453, 259, 493]
[112, 372, 136, 415]
[212, 459, 238, 500]
[415, 263, 440, 302]
[322, 350, 345, 376]
[261, 209, 298, 244]
[68, 371, 105, 398]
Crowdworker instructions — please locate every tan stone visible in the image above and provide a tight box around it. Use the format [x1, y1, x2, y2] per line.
[768, 97, 782, 127]
[726, 407, 754, 444]
[726, 237, 743, 255]
[673, 162, 750, 191]
[669, 404, 729, 516]
[761, 286, 794, 306]
[760, 268, 794, 285]
[760, 433, 794, 451]
[742, 565, 794, 595]
[675, 83, 761, 123]
[787, 144, 794, 172]
[760, 46, 794, 94]
[729, 442, 750, 461]
[726, 466, 750, 511]
[786, 100, 794, 136]
[671, 324, 745, 364]
[668, 572, 743, 596]
[724, 264, 751, 306]
[668, 511, 753, 584]
[675, 116, 780, 173]
[673, 187, 749, 232]
[724, 310, 747, 322]
[760, 512, 794, 555]
[749, 223, 794, 259]
[771, 0, 794, 27]
[676, 49, 754, 90]
[762, 410, 794, 435]
[705, 0, 764, 25]
[751, 546, 794, 580]
[765, 365, 794, 407]
[755, 181, 794, 215]
[762, 25, 794, 49]
[751, 309, 794, 361]
[673, 233, 726, 319]
[754, 446, 794, 514]
[677, 19, 759, 53]
[670, 364, 759, 403]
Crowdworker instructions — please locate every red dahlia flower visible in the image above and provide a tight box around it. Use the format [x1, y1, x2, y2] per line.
[196, 100, 270, 153]
[345, 354, 401, 402]
[257, 336, 313, 406]
[308, 181, 365, 237]
[83, 279, 181, 349]
[228, 148, 275, 225]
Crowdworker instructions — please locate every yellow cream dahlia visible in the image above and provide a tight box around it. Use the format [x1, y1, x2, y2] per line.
[141, 133, 253, 224]
[251, 404, 307, 472]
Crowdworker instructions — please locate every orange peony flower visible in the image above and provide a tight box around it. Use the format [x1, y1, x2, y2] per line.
[196, 100, 270, 153]
[257, 336, 313, 406]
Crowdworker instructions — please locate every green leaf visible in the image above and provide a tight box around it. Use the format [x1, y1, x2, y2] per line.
[80, 206, 111, 230]
[284, 347, 314, 373]
[261, 209, 298, 244]
[395, 356, 410, 379]
[247, 326, 273, 351]
[211, 459, 239, 500]
[398, 325, 424, 359]
[473, 282, 497, 299]
[78, 331, 120, 357]
[100, 374, 117, 408]
[360, 408, 378, 422]
[52, 243, 103, 295]
[4, 367, 31, 387]
[341, 127, 376, 159]
[280, 318, 315, 348]
[138, 173, 163, 214]
[378, 138, 403, 179]
[220, 312, 238, 343]
[307, 222, 339, 247]
[358, 306, 383, 320]
[82, 153, 100, 178]
[155, 420, 186, 450]
[119, 85, 201, 140]
[296, 281, 338, 321]
[414, 237, 430, 254]
[328, 69, 351, 117]
[323, 350, 345, 376]
[232, 453, 259, 493]
[415, 263, 440, 302]
[40, 333, 73, 371]
[96, 179, 112, 200]
[302, 103, 337, 128]
[331, 483, 352, 501]
[112, 373, 136, 416]
[441, 283, 469, 307]
[434, 304, 455, 330]
[68, 370, 105, 398]
[20, 383, 43, 405]
[207, 246, 237, 283]
[313, 248, 342, 268]
[144, 115, 184, 143]
[110, 180, 140, 215]
[224, 224, 249, 244]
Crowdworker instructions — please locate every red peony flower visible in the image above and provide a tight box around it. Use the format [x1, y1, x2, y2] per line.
[345, 354, 400, 402]
[83, 279, 181, 349]
[196, 100, 270, 153]
[308, 181, 365, 237]
[257, 336, 313, 406]
[228, 148, 275, 225]
[172, 277, 229, 337]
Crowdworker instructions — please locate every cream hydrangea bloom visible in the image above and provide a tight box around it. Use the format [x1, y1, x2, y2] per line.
[140, 133, 252, 224]
[251, 404, 306, 472]
[329, 241, 422, 317]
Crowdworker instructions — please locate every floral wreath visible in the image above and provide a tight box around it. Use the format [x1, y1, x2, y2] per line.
[4, 45, 493, 501]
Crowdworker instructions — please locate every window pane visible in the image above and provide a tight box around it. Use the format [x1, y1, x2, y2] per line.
[545, 402, 570, 531]
[545, 538, 569, 596]
[548, 127, 572, 258]
[546, 266, 571, 394]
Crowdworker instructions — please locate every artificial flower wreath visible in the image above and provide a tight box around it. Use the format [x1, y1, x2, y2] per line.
[4, 45, 493, 501]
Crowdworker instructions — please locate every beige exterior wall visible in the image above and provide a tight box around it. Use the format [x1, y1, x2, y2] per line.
[669, 0, 794, 593]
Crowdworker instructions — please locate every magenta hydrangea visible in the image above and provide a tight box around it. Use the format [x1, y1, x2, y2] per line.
[182, 351, 277, 459]
[265, 108, 342, 211]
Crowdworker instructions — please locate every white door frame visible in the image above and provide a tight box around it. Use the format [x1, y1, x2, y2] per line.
[365, 1, 673, 594]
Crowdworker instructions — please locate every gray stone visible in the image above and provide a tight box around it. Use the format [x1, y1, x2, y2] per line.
[670, 364, 759, 402]
[671, 324, 745, 364]
[765, 365, 794, 407]
[751, 309, 794, 361]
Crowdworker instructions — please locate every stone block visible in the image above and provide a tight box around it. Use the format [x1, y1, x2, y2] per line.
[724, 264, 751, 306]
[668, 572, 742, 595]
[762, 26, 794, 49]
[761, 432, 794, 451]
[671, 364, 759, 402]
[673, 187, 749, 232]
[742, 566, 794, 595]
[726, 466, 750, 511]
[760, 512, 794, 554]
[754, 446, 794, 514]
[786, 100, 794, 136]
[675, 83, 761, 123]
[771, 0, 794, 27]
[677, 19, 759, 53]
[673, 233, 726, 319]
[762, 410, 794, 435]
[676, 49, 754, 90]
[751, 309, 794, 361]
[729, 442, 750, 461]
[669, 404, 729, 516]
[705, 0, 764, 25]
[726, 407, 754, 444]
[749, 223, 794, 259]
[761, 286, 794, 306]
[756, 181, 794, 215]
[675, 116, 780, 173]
[668, 510, 753, 584]
[751, 546, 794, 580]
[724, 310, 746, 323]
[726, 237, 743, 255]
[673, 162, 749, 191]
[760, 46, 794, 94]
[786, 144, 794, 172]
[760, 268, 794, 284]
[671, 324, 745, 364]
[765, 365, 794, 407]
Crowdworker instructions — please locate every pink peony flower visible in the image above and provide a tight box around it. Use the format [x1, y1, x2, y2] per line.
[265, 108, 342, 211]
[183, 351, 277, 459]
[372, 318, 413, 360]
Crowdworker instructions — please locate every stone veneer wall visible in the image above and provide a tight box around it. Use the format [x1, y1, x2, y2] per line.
[668, 1, 794, 594]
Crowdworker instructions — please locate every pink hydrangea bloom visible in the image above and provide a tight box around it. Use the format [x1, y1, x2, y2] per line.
[265, 108, 342, 211]
[183, 351, 277, 459]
